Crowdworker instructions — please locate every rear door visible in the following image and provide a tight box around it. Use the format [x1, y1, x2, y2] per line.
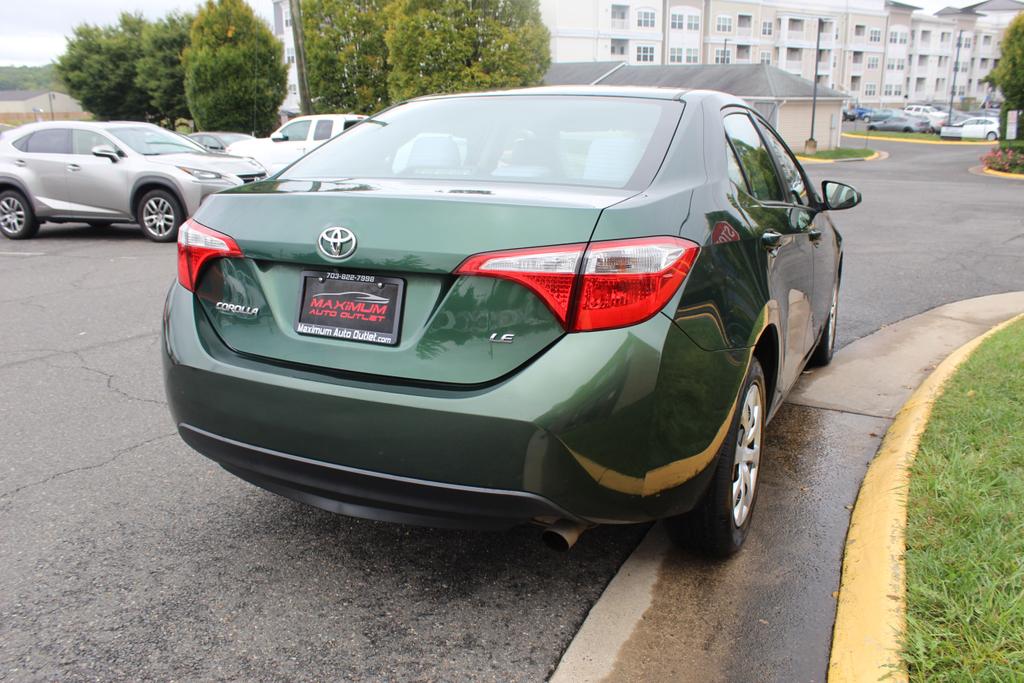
[310, 119, 334, 151]
[63, 129, 134, 219]
[723, 110, 815, 394]
[20, 128, 71, 208]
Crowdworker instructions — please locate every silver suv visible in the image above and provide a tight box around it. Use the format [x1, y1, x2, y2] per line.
[0, 121, 267, 242]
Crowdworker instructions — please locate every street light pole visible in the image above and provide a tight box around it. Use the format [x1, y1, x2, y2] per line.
[808, 17, 823, 152]
[288, 0, 313, 116]
[947, 29, 964, 124]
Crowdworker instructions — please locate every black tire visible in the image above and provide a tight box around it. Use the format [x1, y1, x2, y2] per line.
[808, 278, 839, 367]
[0, 188, 40, 240]
[986, 131, 997, 141]
[136, 189, 184, 242]
[903, 127, 913, 133]
[868, 124, 877, 130]
[666, 358, 767, 557]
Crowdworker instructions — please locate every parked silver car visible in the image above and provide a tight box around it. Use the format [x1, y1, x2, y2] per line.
[0, 121, 266, 241]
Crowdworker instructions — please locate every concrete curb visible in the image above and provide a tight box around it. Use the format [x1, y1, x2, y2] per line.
[826, 312, 1024, 683]
[841, 132, 996, 146]
[796, 151, 883, 165]
[981, 166, 1024, 180]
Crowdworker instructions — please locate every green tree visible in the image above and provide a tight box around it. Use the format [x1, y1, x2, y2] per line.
[183, 0, 287, 135]
[384, 0, 550, 102]
[991, 13, 1024, 111]
[136, 11, 194, 125]
[303, 0, 390, 114]
[56, 13, 153, 120]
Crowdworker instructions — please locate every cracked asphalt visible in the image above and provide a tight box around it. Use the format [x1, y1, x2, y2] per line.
[1, 135, 1022, 681]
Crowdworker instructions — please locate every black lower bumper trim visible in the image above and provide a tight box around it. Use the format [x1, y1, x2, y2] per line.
[178, 424, 580, 530]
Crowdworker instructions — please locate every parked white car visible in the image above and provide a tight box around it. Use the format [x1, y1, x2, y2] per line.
[903, 105, 949, 131]
[939, 116, 1000, 141]
[226, 114, 366, 175]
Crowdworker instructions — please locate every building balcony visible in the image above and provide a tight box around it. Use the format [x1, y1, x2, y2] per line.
[785, 60, 805, 74]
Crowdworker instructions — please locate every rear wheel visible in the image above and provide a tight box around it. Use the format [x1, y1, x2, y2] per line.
[666, 359, 766, 557]
[903, 127, 913, 133]
[986, 131, 998, 141]
[868, 124, 877, 130]
[137, 189, 183, 242]
[809, 279, 839, 367]
[0, 189, 40, 240]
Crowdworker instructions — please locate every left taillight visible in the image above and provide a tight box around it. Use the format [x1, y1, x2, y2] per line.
[176, 218, 243, 292]
[454, 236, 700, 332]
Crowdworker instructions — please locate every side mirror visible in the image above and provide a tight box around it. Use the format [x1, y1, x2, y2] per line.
[91, 145, 120, 163]
[821, 181, 861, 211]
[270, 132, 286, 142]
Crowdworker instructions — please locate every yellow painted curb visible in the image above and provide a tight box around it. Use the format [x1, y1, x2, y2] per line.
[982, 167, 1024, 180]
[827, 312, 1024, 683]
[841, 132, 997, 146]
[796, 151, 881, 164]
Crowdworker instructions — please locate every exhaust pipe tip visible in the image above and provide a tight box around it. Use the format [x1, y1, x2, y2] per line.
[542, 520, 587, 551]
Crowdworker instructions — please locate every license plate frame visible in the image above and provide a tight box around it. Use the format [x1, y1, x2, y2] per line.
[295, 270, 404, 346]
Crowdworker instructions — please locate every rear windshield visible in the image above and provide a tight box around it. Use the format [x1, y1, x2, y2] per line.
[282, 95, 683, 190]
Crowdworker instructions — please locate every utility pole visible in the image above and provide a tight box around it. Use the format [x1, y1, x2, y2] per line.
[807, 17, 823, 153]
[288, 0, 313, 115]
[947, 29, 964, 124]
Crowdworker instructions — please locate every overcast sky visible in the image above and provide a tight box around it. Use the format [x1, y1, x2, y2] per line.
[0, 0, 274, 67]
[1, 0, 961, 67]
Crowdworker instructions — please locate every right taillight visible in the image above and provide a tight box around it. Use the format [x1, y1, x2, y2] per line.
[177, 218, 243, 292]
[454, 236, 700, 332]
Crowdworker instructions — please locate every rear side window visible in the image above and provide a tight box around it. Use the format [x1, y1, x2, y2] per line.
[24, 129, 72, 154]
[756, 120, 809, 206]
[723, 113, 782, 202]
[313, 120, 333, 141]
[12, 135, 30, 152]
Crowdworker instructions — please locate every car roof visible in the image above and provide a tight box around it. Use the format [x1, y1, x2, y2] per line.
[407, 85, 747, 110]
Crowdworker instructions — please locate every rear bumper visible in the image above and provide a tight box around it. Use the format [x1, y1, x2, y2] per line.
[179, 424, 579, 529]
[163, 283, 748, 526]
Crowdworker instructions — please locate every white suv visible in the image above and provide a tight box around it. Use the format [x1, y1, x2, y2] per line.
[226, 114, 366, 175]
[903, 105, 948, 131]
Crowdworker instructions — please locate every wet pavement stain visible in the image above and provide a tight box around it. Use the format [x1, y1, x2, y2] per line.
[604, 404, 891, 683]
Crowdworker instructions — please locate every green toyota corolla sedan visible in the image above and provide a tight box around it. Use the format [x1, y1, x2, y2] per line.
[163, 86, 861, 554]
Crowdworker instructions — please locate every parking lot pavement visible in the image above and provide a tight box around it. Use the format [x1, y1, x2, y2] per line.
[1, 138, 1022, 681]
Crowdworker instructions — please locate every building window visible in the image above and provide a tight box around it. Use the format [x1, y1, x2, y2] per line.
[893, 85, 902, 96]
[637, 9, 656, 28]
[940, 31, 951, 44]
[610, 39, 627, 56]
[284, 10, 291, 27]
[855, 24, 866, 38]
[889, 30, 898, 44]
[686, 48, 699, 64]
[962, 36, 972, 48]
[671, 12, 684, 30]
[864, 83, 876, 96]
[869, 28, 882, 43]
[884, 83, 893, 96]
[762, 20, 773, 36]
[285, 47, 295, 65]
[288, 83, 297, 94]
[636, 45, 655, 62]
[687, 15, 700, 31]
[760, 50, 771, 64]
[716, 15, 732, 33]
[611, 5, 628, 29]
[867, 56, 879, 69]
[715, 48, 731, 64]
[669, 47, 683, 63]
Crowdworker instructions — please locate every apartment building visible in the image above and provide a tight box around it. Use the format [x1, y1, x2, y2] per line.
[539, 0, 1024, 107]
[271, 0, 301, 115]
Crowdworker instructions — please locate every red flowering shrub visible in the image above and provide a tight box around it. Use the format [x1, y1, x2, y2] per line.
[981, 148, 1024, 173]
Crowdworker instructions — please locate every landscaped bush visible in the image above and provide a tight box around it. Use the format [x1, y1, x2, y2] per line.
[981, 147, 1024, 173]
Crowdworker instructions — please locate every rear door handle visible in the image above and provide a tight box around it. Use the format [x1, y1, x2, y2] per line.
[14, 159, 26, 167]
[762, 231, 783, 249]
[67, 163, 81, 172]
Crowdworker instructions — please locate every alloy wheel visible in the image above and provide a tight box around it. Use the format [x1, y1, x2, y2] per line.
[731, 382, 763, 527]
[142, 197, 176, 237]
[0, 196, 26, 235]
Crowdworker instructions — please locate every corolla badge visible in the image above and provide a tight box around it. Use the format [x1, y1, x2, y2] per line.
[318, 226, 357, 260]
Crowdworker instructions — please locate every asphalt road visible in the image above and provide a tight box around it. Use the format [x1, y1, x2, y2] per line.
[1, 135, 1021, 681]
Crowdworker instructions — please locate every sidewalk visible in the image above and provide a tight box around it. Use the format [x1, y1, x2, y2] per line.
[550, 291, 1024, 683]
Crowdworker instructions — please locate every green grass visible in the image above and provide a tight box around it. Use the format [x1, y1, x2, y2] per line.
[902, 318, 1024, 681]
[798, 147, 876, 160]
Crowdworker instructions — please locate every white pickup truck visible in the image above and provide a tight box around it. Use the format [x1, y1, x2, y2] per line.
[226, 114, 366, 175]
